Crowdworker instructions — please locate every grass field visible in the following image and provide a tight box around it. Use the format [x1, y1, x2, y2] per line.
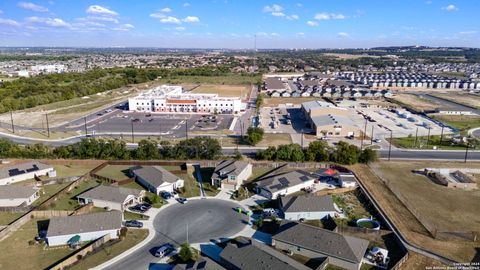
[431, 93, 480, 109]
[392, 135, 467, 150]
[67, 229, 148, 270]
[34, 182, 72, 207]
[389, 94, 439, 112]
[95, 165, 133, 181]
[431, 114, 480, 132]
[52, 163, 100, 178]
[48, 180, 100, 210]
[219, 133, 292, 147]
[156, 74, 260, 85]
[0, 212, 25, 225]
[350, 162, 479, 262]
[191, 84, 249, 98]
[0, 219, 80, 270]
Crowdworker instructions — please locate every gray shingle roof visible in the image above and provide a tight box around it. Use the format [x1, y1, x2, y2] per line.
[172, 257, 226, 270]
[0, 185, 38, 199]
[212, 160, 249, 180]
[273, 222, 369, 264]
[264, 77, 285, 90]
[47, 211, 122, 237]
[0, 161, 52, 180]
[220, 238, 310, 270]
[255, 170, 316, 193]
[77, 185, 144, 204]
[132, 166, 179, 187]
[280, 195, 336, 213]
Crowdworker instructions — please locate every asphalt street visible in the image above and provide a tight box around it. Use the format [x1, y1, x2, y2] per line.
[103, 199, 247, 270]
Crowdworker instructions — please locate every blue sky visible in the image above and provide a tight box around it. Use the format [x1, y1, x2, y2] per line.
[0, 0, 478, 48]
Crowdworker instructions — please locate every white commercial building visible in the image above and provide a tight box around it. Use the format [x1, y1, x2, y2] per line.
[46, 211, 122, 246]
[0, 161, 56, 185]
[128, 85, 244, 114]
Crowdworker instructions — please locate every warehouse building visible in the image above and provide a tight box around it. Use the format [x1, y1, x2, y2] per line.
[128, 85, 244, 114]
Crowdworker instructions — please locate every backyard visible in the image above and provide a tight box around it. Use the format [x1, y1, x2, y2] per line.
[350, 162, 480, 262]
[95, 165, 133, 181]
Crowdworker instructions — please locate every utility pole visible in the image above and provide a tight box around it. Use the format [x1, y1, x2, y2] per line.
[10, 111, 14, 133]
[84, 117, 88, 137]
[426, 127, 431, 148]
[185, 120, 188, 140]
[131, 120, 134, 143]
[45, 114, 50, 138]
[361, 118, 367, 149]
[414, 127, 418, 148]
[301, 132, 304, 148]
[464, 143, 469, 163]
[370, 125, 374, 145]
[439, 125, 444, 145]
[388, 129, 393, 161]
[240, 120, 244, 140]
[186, 221, 189, 244]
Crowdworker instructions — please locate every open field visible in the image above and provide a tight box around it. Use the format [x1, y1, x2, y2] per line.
[263, 97, 320, 106]
[431, 93, 480, 109]
[431, 114, 480, 132]
[0, 212, 25, 225]
[391, 135, 467, 150]
[95, 165, 133, 181]
[350, 162, 479, 262]
[51, 163, 101, 178]
[156, 74, 260, 85]
[0, 219, 81, 270]
[389, 93, 439, 112]
[67, 229, 148, 270]
[191, 84, 249, 98]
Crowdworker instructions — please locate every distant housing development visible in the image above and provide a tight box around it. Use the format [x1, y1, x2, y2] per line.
[0, 161, 56, 185]
[128, 85, 244, 114]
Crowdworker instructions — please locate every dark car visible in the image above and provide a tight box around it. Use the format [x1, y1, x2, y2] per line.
[124, 220, 143, 228]
[139, 203, 152, 212]
[176, 197, 188, 204]
[160, 191, 173, 199]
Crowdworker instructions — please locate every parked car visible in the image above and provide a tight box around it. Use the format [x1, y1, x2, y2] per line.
[124, 220, 143, 228]
[132, 118, 141, 123]
[139, 203, 152, 212]
[234, 207, 252, 216]
[160, 191, 173, 199]
[177, 197, 188, 204]
[373, 139, 382, 143]
[262, 208, 278, 218]
[154, 243, 174, 258]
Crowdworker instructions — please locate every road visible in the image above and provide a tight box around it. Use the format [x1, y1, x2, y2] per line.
[103, 199, 247, 270]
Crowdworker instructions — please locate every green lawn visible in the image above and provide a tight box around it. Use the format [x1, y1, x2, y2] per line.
[197, 167, 220, 197]
[95, 165, 133, 181]
[51, 164, 100, 178]
[144, 192, 166, 208]
[248, 167, 276, 181]
[124, 211, 149, 220]
[332, 192, 372, 222]
[178, 173, 201, 198]
[119, 181, 145, 190]
[33, 182, 72, 207]
[47, 180, 101, 210]
[392, 135, 468, 150]
[67, 229, 149, 270]
[0, 212, 25, 226]
[0, 219, 81, 270]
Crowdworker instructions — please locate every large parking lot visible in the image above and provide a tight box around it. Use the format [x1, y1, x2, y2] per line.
[259, 105, 312, 134]
[338, 100, 454, 139]
[87, 111, 233, 138]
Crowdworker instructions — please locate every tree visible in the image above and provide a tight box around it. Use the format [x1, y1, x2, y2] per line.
[134, 140, 160, 160]
[256, 93, 264, 110]
[359, 148, 378, 164]
[178, 243, 193, 262]
[330, 141, 361, 165]
[304, 141, 330, 162]
[246, 127, 264, 146]
[233, 149, 243, 160]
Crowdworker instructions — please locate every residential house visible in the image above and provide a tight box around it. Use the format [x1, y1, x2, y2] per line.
[46, 211, 122, 246]
[172, 258, 225, 270]
[77, 185, 145, 211]
[219, 237, 310, 270]
[272, 221, 369, 270]
[131, 166, 184, 194]
[254, 170, 316, 199]
[0, 185, 40, 207]
[211, 160, 252, 190]
[279, 195, 338, 221]
[0, 161, 56, 185]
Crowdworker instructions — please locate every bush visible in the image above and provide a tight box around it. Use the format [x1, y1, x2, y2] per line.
[246, 127, 264, 145]
[120, 227, 128, 238]
[178, 243, 193, 262]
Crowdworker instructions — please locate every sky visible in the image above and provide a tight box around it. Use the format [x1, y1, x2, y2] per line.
[0, 0, 478, 48]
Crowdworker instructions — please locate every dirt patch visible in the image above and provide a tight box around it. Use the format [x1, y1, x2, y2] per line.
[390, 93, 439, 112]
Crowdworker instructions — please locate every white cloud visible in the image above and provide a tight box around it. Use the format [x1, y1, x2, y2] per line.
[85, 16, 119, 24]
[426, 1, 432, 4]
[26, 16, 70, 27]
[112, 23, 134, 31]
[161, 7, 172, 13]
[175, 26, 186, 31]
[307, 20, 318, 26]
[150, 13, 165, 19]
[338, 32, 349, 37]
[159, 16, 181, 24]
[459, 30, 477, 35]
[296, 3, 303, 7]
[86, 5, 118, 16]
[0, 18, 20, 27]
[263, 4, 283, 13]
[286, 14, 299, 20]
[123, 23, 134, 29]
[271, 12, 285, 17]
[270, 32, 279, 36]
[183, 3, 190, 7]
[183, 16, 200, 23]
[314, 12, 346, 20]
[297, 32, 305, 36]
[442, 4, 458, 11]
[18, 2, 49, 12]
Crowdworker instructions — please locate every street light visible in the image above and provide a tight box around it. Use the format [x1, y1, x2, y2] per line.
[388, 129, 393, 161]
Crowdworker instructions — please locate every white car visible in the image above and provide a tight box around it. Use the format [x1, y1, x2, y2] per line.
[373, 139, 382, 143]
[262, 208, 279, 218]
